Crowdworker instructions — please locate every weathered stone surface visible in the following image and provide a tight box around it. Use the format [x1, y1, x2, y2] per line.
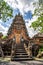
[0, 61, 43, 65]
[32, 44, 40, 57]
[37, 51, 43, 58]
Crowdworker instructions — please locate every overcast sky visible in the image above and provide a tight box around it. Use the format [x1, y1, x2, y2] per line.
[0, 0, 39, 37]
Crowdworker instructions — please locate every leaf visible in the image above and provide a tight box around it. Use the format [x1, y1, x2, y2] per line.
[31, 2, 43, 33]
[0, 0, 13, 22]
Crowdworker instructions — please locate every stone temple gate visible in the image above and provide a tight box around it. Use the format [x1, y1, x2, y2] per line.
[8, 13, 29, 44]
[0, 13, 40, 61]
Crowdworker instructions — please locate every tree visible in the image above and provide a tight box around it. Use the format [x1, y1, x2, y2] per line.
[31, 0, 43, 33]
[0, 0, 13, 22]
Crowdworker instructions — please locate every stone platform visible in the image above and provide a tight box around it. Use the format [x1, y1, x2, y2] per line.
[0, 60, 43, 65]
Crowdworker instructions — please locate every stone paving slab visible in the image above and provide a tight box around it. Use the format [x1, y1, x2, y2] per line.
[0, 61, 43, 65]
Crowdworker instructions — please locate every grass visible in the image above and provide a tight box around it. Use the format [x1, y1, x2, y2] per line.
[0, 57, 11, 62]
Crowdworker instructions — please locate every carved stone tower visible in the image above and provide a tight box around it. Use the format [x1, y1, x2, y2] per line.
[7, 13, 29, 44]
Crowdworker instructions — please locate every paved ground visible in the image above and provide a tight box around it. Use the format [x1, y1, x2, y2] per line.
[0, 60, 43, 65]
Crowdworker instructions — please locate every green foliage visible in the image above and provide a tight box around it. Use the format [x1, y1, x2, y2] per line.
[31, 16, 43, 32]
[2, 36, 7, 39]
[39, 0, 43, 5]
[39, 45, 43, 52]
[31, 1, 43, 33]
[0, 0, 13, 22]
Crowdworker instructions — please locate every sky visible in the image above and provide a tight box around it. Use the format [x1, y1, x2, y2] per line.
[0, 0, 39, 37]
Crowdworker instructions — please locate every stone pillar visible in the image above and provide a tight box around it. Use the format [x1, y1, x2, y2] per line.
[0, 45, 4, 57]
[11, 38, 16, 59]
[32, 42, 40, 57]
[28, 41, 32, 57]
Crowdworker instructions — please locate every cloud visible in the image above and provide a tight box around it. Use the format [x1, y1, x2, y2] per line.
[25, 16, 38, 37]
[5, 0, 37, 15]
[27, 27, 38, 38]
[13, 8, 20, 16]
[0, 24, 5, 32]
[25, 16, 38, 26]
[0, 20, 8, 35]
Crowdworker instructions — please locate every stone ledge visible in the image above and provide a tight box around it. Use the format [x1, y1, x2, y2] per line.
[34, 57, 43, 62]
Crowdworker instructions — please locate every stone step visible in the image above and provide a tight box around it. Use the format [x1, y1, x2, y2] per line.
[16, 51, 26, 53]
[15, 55, 29, 58]
[11, 43, 32, 61]
[16, 49, 25, 51]
[16, 48, 24, 49]
[11, 58, 33, 61]
[15, 55, 29, 56]
[15, 53, 28, 55]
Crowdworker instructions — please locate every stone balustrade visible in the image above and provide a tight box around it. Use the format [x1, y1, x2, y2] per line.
[24, 43, 32, 57]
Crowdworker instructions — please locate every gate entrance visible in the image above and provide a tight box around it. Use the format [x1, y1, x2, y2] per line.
[15, 34, 21, 44]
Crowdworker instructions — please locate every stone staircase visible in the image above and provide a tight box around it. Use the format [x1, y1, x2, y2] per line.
[11, 43, 32, 61]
